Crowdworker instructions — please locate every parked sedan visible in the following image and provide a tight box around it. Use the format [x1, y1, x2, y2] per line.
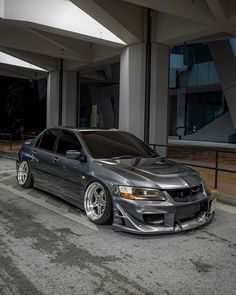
[16, 127, 216, 234]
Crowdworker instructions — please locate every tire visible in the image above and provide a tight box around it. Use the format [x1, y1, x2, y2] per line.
[84, 182, 113, 225]
[17, 160, 33, 188]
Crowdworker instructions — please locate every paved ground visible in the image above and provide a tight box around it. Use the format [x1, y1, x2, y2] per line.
[0, 158, 236, 295]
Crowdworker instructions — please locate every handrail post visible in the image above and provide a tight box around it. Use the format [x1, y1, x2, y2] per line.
[10, 136, 12, 150]
[214, 150, 219, 190]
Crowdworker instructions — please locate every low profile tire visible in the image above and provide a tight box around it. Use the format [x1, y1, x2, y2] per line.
[84, 182, 113, 225]
[17, 160, 33, 188]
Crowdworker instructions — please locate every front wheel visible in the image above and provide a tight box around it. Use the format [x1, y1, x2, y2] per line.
[84, 182, 113, 225]
[17, 160, 33, 188]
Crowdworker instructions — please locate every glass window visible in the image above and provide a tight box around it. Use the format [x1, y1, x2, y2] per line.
[39, 129, 58, 152]
[56, 130, 81, 155]
[81, 131, 158, 159]
[35, 134, 42, 148]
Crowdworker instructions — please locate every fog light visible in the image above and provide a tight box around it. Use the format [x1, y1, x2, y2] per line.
[143, 214, 164, 225]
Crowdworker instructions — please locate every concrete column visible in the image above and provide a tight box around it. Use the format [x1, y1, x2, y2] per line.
[100, 84, 119, 128]
[47, 71, 59, 128]
[113, 96, 119, 128]
[119, 43, 146, 139]
[176, 88, 186, 136]
[208, 40, 236, 130]
[149, 43, 170, 156]
[100, 97, 114, 127]
[62, 71, 78, 127]
[47, 71, 78, 128]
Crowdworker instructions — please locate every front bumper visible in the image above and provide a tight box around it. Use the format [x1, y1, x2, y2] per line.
[112, 195, 216, 234]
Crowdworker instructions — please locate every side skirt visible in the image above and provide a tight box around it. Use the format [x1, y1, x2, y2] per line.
[33, 182, 84, 210]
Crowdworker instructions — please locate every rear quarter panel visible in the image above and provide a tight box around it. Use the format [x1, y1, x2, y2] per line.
[17, 139, 34, 165]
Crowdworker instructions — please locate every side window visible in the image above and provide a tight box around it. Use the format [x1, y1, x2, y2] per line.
[56, 130, 82, 155]
[39, 129, 58, 152]
[34, 134, 42, 148]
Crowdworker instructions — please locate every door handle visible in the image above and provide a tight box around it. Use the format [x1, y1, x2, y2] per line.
[31, 150, 39, 162]
[52, 157, 59, 164]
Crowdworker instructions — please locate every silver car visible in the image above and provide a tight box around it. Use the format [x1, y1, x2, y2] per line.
[16, 127, 216, 234]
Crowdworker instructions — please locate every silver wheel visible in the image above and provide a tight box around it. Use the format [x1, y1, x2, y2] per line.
[84, 182, 107, 221]
[17, 161, 29, 185]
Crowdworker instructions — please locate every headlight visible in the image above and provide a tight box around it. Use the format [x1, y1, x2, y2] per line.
[203, 181, 211, 195]
[118, 186, 165, 201]
[200, 176, 210, 195]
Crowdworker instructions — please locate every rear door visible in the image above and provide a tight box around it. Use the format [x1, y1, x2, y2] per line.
[30, 129, 59, 190]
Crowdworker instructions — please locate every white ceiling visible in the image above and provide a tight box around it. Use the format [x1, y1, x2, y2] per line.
[1, 0, 236, 79]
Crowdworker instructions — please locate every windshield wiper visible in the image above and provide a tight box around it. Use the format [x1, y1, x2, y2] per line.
[111, 155, 136, 160]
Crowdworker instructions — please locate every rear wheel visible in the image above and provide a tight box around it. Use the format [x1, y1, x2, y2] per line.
[84, 182, 113, 225]
[17, 160, 33, 188]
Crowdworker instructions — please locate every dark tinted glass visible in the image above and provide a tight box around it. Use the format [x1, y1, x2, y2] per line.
[35, 134, 42, 147]
[81, 131, 158, 159]
[56, 130, 81, 155]
[39, 129, 58, 151]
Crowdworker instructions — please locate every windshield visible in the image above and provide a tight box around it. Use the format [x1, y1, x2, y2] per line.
[80, 131, 159, 159]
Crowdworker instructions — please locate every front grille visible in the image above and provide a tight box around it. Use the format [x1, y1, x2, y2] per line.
[175, 203, 201, 220]
[175, 200, 208, 221]
[167, 184, 204, 202]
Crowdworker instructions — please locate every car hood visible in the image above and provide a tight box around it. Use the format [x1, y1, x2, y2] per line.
[96, 157, 202, 190]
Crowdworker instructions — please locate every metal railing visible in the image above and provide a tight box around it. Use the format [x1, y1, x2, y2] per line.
[176, 105, 226, 138]
[149, 143, 236, 190]
[0, 133, 13, 150]
[23, 134, 37, 140]
[0, 133, 37, 151]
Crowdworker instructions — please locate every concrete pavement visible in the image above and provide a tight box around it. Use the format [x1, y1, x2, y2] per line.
[0, 158, 236, 295]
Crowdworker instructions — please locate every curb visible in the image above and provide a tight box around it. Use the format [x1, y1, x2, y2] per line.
[211, 191, 236, 207]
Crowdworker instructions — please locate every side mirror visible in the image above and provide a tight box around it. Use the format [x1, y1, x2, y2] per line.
[66, 150, 81, 160]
